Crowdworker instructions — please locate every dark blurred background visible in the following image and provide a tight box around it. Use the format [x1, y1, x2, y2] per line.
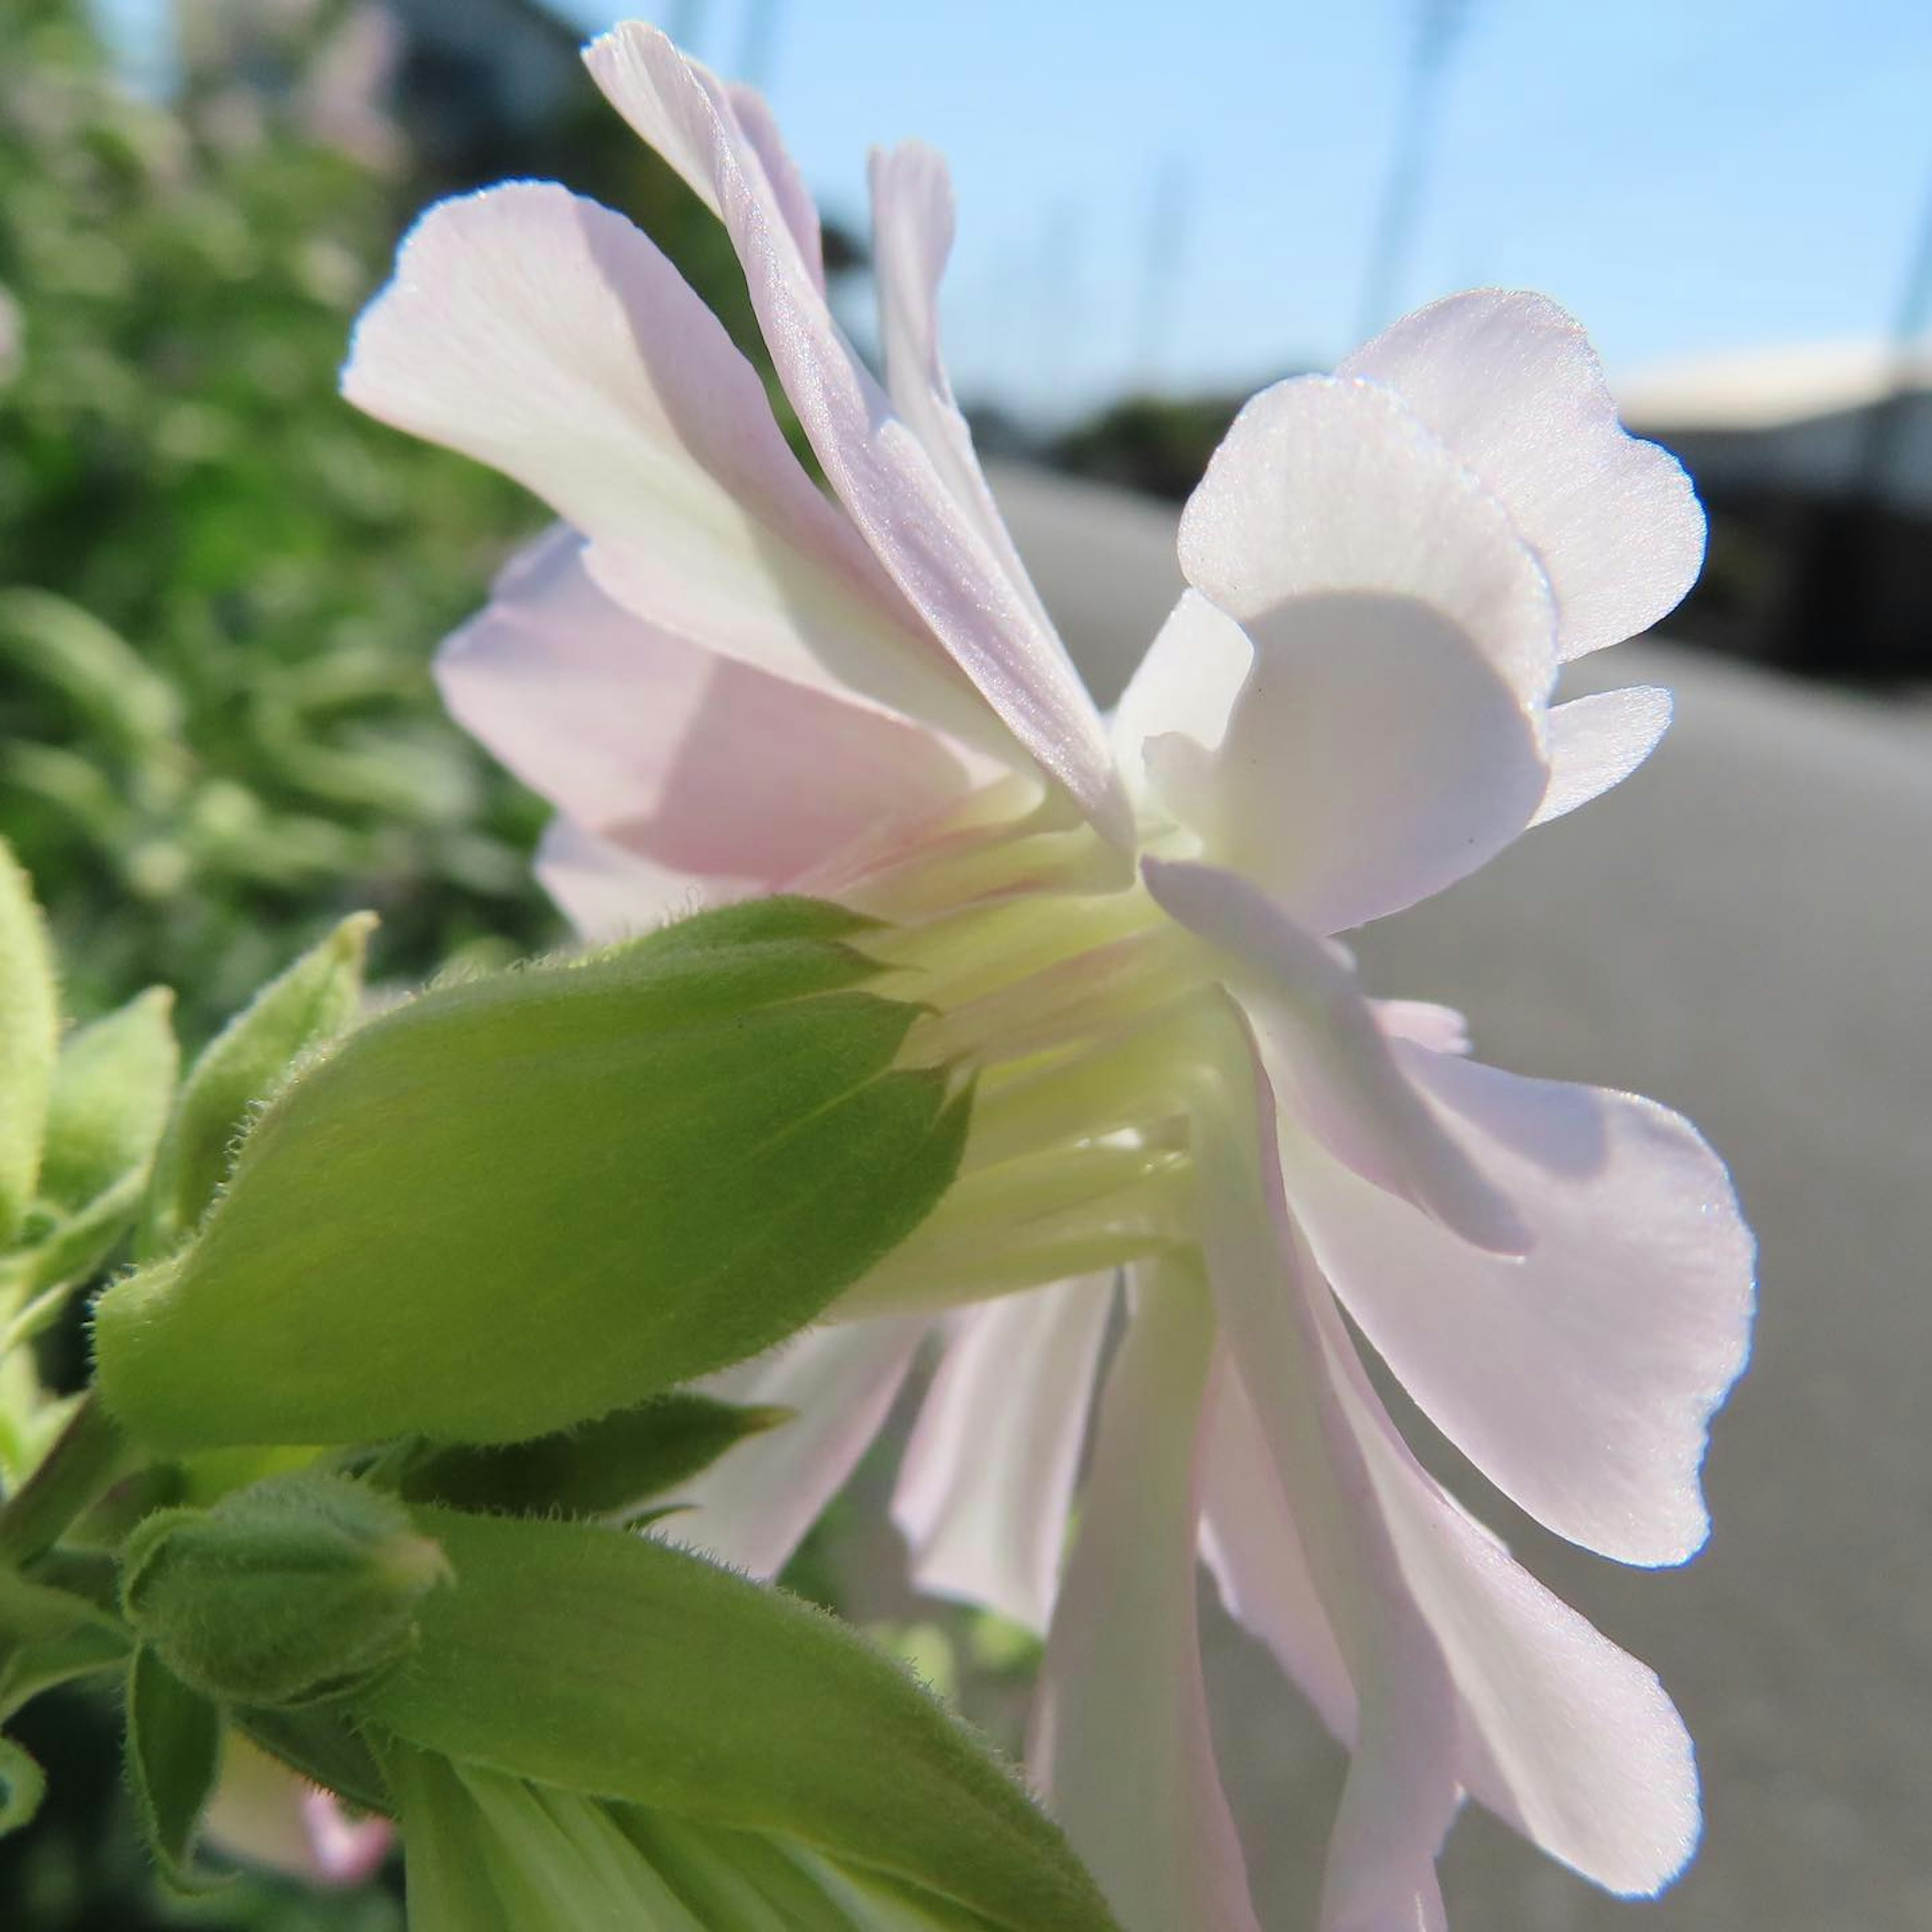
[1, 1, 1927, 1927]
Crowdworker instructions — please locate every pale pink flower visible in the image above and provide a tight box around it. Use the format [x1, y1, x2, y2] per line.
[202, 1733, 393, 1887]
[342, 26, 1754, 1931]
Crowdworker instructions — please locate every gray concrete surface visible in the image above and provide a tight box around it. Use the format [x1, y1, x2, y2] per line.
[987, 464, 1932, 1931]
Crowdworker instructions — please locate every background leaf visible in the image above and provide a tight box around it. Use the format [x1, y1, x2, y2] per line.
[0, 841, 58, 1247]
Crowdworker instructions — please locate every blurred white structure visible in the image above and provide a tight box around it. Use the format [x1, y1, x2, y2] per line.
[1619, 340, 1932, 513]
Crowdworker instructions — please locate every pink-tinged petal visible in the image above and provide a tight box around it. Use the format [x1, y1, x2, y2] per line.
[722, 81, 825, 293]
[1197, 1353, 1357, 1746]
[870, 141, 1061, 643]
[1373, 1001, 1472, 1057]
[1187, 1005, 1460, 1932]
[1179, 374, 1558, 712]
[892, 1274, 1114, 1635]
[663, 1318, 927, 1579]
[1109, 590, 1252, 803]
[1028, 1271, 1262, 1932]
[1150, 588, 1549, 935]
[1530, 686, 1673, 827]
[1317, 1286, 1704, 1897]
[440, 527, 974, 890]
[300, 1790, 395, 1887]
[1144, 858, 1527, 1256]
[533, 816, 693, 940]
[343, 182, 1005, 758]
[202, 1734, 391, 1887]
[1285, 1043, 1754, 1565]
[585, 26, 1132, 847]
[1340, 291, 1705, 659]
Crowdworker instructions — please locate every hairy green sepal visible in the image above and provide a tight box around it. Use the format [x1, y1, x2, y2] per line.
[397, 1391, 790, 1521]
[93, 898, 970, 1451]
[137, 911, 374, 1259]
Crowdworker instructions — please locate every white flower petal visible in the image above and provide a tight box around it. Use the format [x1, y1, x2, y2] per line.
[869, 141, 1061, 642]
[1197, 1355, 1357, 1746]
[1320, 1286, 1704, 1897]
[1028, 1272, 1261, 1932]
[1340, 291, 1705, 659]
[440, 528, 973, 895]
[721, 80, 825, 292]
[892, 1274, 1114, 1635]
[1109, 590, 1253, 805]
[1178, 373, 1558, 712]
[663, 1319, 926, 1580]
[1160, 587, 1549, 935]
[1373, 1001, 1472, 1057]
[533, 816, 694, 940]
[1286, 1043, 1755, 1565]
[1144, 858, 1528, 1256]
[343, 182, 1001, 759]
[1530, 686, 1673, 827]
[585, 25, 1132, 846]
[1188, 1011, 1460, 1932]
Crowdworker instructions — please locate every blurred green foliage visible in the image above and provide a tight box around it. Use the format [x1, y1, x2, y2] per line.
[0, 0, 565, 1040]
[1049, 389, 1250, 504]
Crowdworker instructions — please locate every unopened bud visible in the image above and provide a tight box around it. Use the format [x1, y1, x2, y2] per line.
[121, 1473, 451, 1708]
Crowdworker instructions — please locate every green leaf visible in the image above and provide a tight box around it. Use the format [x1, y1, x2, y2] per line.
[35, 987, 178, 1217]
[125, 1645, 225, 1891]
[0, 841, 59, 1249]
[0, 589, 184, 764]
[0, 1733, 47, 1837]
[356, 1508, 1118, 1932]
[397, 1392, 791, 1520]
[0, 1559, 122, 1645]
[0, 1623, 131, 1726]
[95, 900, 970, 1452]
[120, 1472, 452, 1709]
[137, 912, 374, 1259]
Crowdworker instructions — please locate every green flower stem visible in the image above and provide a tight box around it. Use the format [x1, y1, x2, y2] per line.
[0, 1395, 134, 1569]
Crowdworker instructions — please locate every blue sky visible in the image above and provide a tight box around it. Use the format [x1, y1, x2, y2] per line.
[108, 1, 1932, 418]
[555, 0, 1932, 416]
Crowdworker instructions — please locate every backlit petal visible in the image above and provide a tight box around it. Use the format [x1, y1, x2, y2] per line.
[1340, 291, 1704, 659]
[344, 182, 1001, 757]
[665, 1319, 927, 1580]
[870, 141, 1061, 642]
[1198, 1355, 1357, 1746]
[585, 25, 1131, 845]
[1029, 1271, 1261, 1932]
[1319, 1286, 1704, 1896]
[1286, 1042, 1755, 1565]
[1144, 859, 1527, 1255]
[533, 816, 692, 940]
[1109, 590, 1252, 806]
[1179, 374, 1558, 712]
[1188, 1008, 1459, 1932]
[1530, 686, 1673, 827]
[1150, 592, 1548, 935]
[893, 1274, 1114, 1634]
[440, 528, 973, 894]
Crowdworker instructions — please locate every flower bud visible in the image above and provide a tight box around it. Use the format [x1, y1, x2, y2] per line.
[120, 1473, 451, 1708]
